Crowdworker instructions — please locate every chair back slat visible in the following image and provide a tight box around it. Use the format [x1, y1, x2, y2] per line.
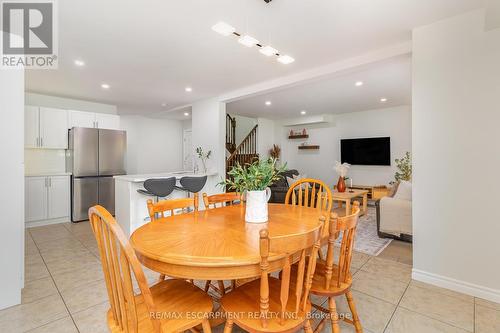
[285, 179, 332, 216]
[147, 197, 198, 221]
[258, 217, 324, 328]
[323, 201, 360, 290]
[89, 205, 162, 333]
[202, 192, 241, 209]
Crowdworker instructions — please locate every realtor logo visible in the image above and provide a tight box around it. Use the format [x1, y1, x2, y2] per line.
[1, 0, 58, 69]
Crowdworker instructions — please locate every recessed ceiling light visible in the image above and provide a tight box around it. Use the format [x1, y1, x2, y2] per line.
[74, 59, 85, 66]
[161, 103, 166, 107]
[185, 87, 192, 92]
[238, 35, 259, 47]
[300, 110, 307, 115]
[260, 46, 278, 57]
[277, 55, 295, 65]
[184, 112, 190, 116]
[355, 81, 364, 87]
[212, 22, 235, 36]
[101, 83, 110, 89]
[380, 98, 388, 102]
[265, 101, 272, 106]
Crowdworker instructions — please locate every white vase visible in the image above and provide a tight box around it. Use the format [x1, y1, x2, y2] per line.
[245, 188, 272, 223]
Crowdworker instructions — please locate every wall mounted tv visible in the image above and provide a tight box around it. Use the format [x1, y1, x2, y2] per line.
[340, 137, 391, 166]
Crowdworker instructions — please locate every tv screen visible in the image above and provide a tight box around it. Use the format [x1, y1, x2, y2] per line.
[341, 137, 391, 166]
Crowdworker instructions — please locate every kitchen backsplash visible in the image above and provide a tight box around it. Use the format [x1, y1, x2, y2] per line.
[25, 149, 67, 174]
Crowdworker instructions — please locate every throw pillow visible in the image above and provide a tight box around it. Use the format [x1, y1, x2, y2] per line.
[286, 174, 309, 189]
[394, 180, 412, 201]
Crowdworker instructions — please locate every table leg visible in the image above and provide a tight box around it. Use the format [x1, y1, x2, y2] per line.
[345, 200, 351, 217]
[362, 193, 368, 216]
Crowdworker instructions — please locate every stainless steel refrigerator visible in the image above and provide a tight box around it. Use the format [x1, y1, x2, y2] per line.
[67, 127, 126, 222]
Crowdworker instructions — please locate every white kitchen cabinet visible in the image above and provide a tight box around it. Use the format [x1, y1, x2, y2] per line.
[24, 106, 68, 149]
[68, 110, 120, 130]
[24, 106, 39, 148]
[25, 175, 70, 225]
[25, 177, 48, 222]
[95, 113, 120, 130]
[68, 110, 96, 128]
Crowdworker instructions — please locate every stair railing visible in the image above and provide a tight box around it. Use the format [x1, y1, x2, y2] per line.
[226, 124, 258, 175]
[226, 114, 236, 152]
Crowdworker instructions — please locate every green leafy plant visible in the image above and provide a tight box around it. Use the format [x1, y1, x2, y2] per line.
[221, 158, 287, 192]
[196, 147, 212, 172]
[393, 151, 412, 183]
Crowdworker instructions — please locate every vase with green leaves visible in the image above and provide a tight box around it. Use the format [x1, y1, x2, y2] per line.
[221, 158, 286, 223]
[196, 147, 211, 173]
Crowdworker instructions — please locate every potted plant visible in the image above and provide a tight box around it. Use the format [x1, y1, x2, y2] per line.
[195, 147, 212, 173]
[221, 158, 286, 223]
[334, 161, 350, 192]
[392, 151, 412, 184]
[269, 144, 281, 160]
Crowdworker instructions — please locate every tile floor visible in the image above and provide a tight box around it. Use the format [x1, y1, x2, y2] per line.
[1, 222, 498, 333]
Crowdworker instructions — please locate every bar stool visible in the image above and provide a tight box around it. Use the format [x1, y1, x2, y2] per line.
[137, 177, 176, 201]
[175, 176, 207, 210]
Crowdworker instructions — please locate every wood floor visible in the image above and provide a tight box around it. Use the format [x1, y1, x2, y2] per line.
[1, 223, 497, 333]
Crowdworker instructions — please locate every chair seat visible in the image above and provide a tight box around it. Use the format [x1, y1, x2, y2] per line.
[308, 260, 352, 296]
[107, 279, 213, 333]
[221, 277, 311, 333]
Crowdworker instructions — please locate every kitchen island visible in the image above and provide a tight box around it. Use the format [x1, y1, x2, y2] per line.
[114, 171, 219, 236]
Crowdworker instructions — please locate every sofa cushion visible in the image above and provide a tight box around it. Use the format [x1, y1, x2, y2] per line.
[393, 180, 412, 201]
[272, 169, 299, 188]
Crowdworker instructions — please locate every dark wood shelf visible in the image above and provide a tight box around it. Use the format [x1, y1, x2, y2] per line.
[298, 145, 320, 150]
[288, 134, 309, 139]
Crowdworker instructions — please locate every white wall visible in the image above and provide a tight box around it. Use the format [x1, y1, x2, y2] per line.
[232, 114, 257, 146]
[277, 106, 411, 187]
[257, 117, 276, 159]
[25, 92, 117, 114]
[412, 9, 500, 302]
[120, 115, 184, 174]
[0, 68, 25, 309]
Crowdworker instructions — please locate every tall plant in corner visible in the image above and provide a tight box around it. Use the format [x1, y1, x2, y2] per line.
[393, 152, 412, 183]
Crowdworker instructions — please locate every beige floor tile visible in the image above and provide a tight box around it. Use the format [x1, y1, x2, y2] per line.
[318, 319, 377, 333]
[63, 221, 93, 236]
[72, 301, 110, 333]
[352, 270, 408, 304]
[25, 252, 44, 265]
[25, 259, 50, 282]
[60, 279, 109, 314]
[22, 277, 58, 304]
[399, 284, 474, 332]
[29, 225, 74, 244]
[52, 264, 103, 291]
[36, 237, 86, 253]
[386, 307, 470, 333]
[475, 297, 500, 311]
[45, 251, 100, 275]
[25, 241, 40, 255]
[334, 290, 396, 333]
[361, 257, 412, 283]
[39, 246, 91, 263]
[378, 240, 412, 264]
[26, 316, 78, 333]
[409, 280, 474, 303]
[475, 305, 500, 333]
[0, 294, 68, 332]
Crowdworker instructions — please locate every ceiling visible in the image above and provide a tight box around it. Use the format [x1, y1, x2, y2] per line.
[25, 0, 486, 115]
[227, 55, 411, 119]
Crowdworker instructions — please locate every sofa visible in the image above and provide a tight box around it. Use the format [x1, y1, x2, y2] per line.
[376, 181, 413, 242]
[269, 169, 299, 203]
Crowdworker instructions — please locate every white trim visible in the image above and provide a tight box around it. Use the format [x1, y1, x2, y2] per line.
[26, 217, 70, 228]
[412, 269, 500, 303]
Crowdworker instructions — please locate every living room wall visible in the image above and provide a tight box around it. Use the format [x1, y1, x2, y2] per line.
[276, 105, 411, 187]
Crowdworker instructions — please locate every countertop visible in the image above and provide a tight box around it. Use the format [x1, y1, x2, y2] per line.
[25, 172, 72, 177]
[114, 171, 218, 183]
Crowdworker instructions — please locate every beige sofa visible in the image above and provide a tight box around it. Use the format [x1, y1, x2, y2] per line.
[376, 181, 412, 242]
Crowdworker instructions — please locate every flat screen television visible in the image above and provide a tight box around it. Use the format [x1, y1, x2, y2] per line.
[341, 137, 391, 166]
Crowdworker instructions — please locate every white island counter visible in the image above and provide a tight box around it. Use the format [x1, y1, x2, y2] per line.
[114, 171, 219, 236]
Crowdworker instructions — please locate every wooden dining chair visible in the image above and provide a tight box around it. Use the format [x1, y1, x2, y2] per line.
[308, 201, 362, 333]
[201, 192, 241, 296]
[88, 205, 213, 333]
[221, 218, 325, 333]
[202, 192, 241, 209]
[147, 196, 199, 222]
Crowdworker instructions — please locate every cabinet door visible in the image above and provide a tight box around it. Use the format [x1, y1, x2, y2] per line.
[47, 176, 70, 219]
[24, 106, 39, 148]
[96, 113, 120, 130]
[40, 107, 68, 149]
[25, 177, 47, 222]
[68, 110, 96, 128]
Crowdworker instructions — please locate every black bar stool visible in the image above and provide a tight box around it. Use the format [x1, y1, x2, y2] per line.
[175, 176, 208, 211]
[137, 177, 176, 200]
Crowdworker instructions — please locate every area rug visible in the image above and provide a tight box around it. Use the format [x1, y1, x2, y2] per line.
[335, 206, 392, 256]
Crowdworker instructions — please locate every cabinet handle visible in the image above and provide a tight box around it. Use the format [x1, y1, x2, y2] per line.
[40, 137, 43, 147]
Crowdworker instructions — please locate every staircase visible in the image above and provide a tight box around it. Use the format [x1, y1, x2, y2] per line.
[226, 123, 259, 179]
[226, 114, 236, 154]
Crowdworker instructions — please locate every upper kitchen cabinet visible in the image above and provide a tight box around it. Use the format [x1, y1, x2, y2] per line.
[24, 106, 68, 149]
[68, 110, 120, 130]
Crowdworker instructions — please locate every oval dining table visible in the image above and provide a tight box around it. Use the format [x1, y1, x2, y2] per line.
[130, 203, 324, 282]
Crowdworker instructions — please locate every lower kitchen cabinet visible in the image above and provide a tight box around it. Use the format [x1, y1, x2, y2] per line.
[25, 175, 70, 226]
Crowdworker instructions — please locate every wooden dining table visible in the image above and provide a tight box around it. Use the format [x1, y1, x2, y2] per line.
[130, 203, 324, 282]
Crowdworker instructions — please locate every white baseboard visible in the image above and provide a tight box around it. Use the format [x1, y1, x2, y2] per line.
[25, 217, 70, 228]
[412, 269, 500, 303]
